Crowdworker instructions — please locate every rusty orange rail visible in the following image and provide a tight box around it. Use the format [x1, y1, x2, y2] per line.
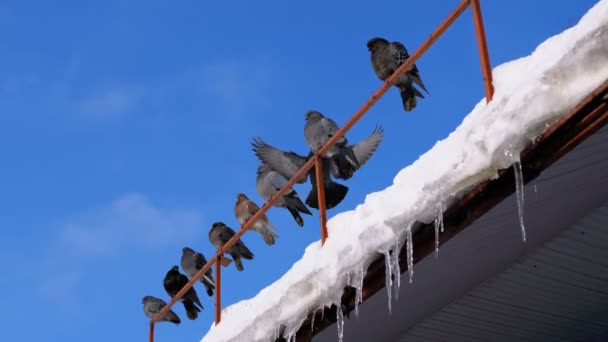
[149, 0, 494, 340]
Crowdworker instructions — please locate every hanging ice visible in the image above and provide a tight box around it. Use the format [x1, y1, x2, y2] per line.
[354, 266, 363, 319]
[434, 202, 444, 258]
[406, 225, 414, 283]
[513, 160, 527, 242]
[392, 237, 401, 301]
[384, 251, 393, 316]
[336, 305, 345, 342]
[310, 309, 316, 333]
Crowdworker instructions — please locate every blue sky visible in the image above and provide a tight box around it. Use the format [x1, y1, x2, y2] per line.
[0, 0, 598, 341]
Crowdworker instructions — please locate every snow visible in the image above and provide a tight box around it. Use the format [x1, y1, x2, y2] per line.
[201, 2, 608, 341]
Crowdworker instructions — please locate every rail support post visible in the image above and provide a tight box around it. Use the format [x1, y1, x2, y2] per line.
[149, 322, 154, 342]
[471, 0, 494, 102]
[314, 156, 328, 245]
[215, 255, 222, 325]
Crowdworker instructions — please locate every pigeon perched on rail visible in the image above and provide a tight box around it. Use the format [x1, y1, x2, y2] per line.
[254, 162, 313, 226]
[367, 37, 428, 112]
[235, 193, 278, 246]
[208, 222, 254, 271]
[142, 296, 181, 325]
[328, 125, 384, 180]
[180, 247, 215, 297]
[163, 265, 203, 320]
[252, 139, 350, 210]
[304, 110, 360, 170]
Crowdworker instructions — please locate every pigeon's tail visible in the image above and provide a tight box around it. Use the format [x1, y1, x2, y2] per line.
[286, 206, 305, 227]
[203, 280, 214, 297]
[409, 72, 429, 95]
[233, 256, 245, 271]
[285, 191, 313, 215]
[399, 84, 418, 112]
[306, 181, 349, 210]
[166, 311, 181, 325]
[183, 300, 200, 320]
[260, 227, 278, 246]
[236, 242, 254, 260]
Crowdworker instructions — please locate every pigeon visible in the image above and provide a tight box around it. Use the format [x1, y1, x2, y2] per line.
[328, 125, 384, 180]
[180, 247, 215, 297]
[255, 162, 313, 226]
[163, 265, 203, 320]
[367, 37, 428, 112]
[208, 222, 254, 271]
[304, 110, 360, 171]
[252, 140, 349, 210]
[235, 193, 278, 246]
[142, 295, 181, 325]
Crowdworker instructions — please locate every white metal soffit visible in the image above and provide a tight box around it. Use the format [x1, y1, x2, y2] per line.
[314, 117, 608, 342]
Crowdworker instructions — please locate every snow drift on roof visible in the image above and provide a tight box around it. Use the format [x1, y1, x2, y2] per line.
[202, 1, 608, 341]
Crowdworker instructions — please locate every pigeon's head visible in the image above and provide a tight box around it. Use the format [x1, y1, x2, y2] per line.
[182, 247, 194, 254]
[367, 37, 389, 52]
[211, 222, 225, 230]
[142, 296, 152, 303]
[305, 110, 323, 122]
[171, 265, 179, 272]
[236, 193, 249, 201]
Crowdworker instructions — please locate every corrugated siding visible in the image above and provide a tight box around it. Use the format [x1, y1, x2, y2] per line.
[400, 202, 608, 342]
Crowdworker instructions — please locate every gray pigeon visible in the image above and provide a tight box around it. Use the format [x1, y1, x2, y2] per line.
[252, 140, 350, 210]
[328, 125, 384, 180]
[163, 265, 203, 320]
[208, 222, 254, 272]
[304, 110, 360, 171]
[142, 295, 181, 325]
[367, 37, 428, 112]
[181, 247, 215, 297]
[255, 162, 313, 226]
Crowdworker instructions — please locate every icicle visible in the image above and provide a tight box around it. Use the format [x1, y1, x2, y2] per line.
[310, 309, 316, 333]
[434, 202, 444, 259]
[320, 307, 325, 321]
[406, 226, 414, 283]
[393, 237, 401, 301]
[336, 305, 345, 342]
[384, 251, 393, 316]
[354, 266, 363, 319]
[513, 161, 527, 242]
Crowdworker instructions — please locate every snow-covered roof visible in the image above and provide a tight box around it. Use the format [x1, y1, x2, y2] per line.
[201, 1, 608, 341]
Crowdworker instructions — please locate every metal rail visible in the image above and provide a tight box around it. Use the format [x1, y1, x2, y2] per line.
[148, 0, 494, 340]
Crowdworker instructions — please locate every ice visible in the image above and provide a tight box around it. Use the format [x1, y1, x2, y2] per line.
[513, 160, 527, 242]
[384, 251, 393, 315]
[392, 237, 401, 300]
[336, 305, 345, 342]
[201, 3, 608, 341]
[310, 309, 316, 333]
[354, 265, 364, 319]
[434, 201, 444, 258]
[406, 225, 414, 284]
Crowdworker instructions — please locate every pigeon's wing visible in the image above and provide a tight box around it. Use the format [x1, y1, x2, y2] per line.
[351, 125, 384, 168]
[390, 42, 410, 67]
[320, 117, 340, 136]
[252, 138, 308, 183]
[193, 252, 206, 270]
[246, 199, 261, 216]
[391, 42, 428, 94]
[218, 225, 236, 243]
[267, 171, 288, 191]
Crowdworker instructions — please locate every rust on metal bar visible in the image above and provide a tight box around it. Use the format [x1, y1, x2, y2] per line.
[215, 256, 222, 324]
[315, 156, 329, 245]
[471, 0, 494, 102]
[149, 322, 154, 342]
[284, 80, 608, 341]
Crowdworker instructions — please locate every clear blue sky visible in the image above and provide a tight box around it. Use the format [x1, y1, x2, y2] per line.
[0, 0, 598, 341]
